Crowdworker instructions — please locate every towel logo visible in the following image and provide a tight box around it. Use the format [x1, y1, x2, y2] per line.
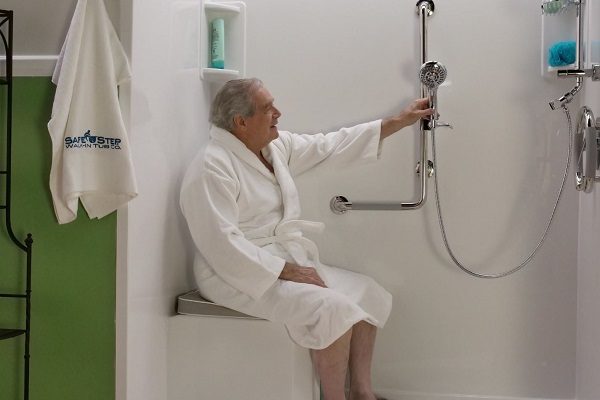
[65, 130, 122, 150]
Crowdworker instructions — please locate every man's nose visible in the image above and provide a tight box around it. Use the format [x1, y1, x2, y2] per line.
[273, 107, 282, 118]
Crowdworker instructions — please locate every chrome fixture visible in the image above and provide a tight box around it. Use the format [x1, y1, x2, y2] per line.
[550, 66, 600, 110]
[416, 0, 434, 68]
[331, 1, 581, 281]
[416, 0, 434, 17]
[548, 0, 598, 109]
[419, 61, 446, 88]
[416, 160, 435, 177]
[549, 77, 583, 110]
[546, 0, 599, 192]
[330, 0, 442, 214]
[574, 106, 600, 192]
[419, 61, 452, 130]
[557, 65, 600, 80]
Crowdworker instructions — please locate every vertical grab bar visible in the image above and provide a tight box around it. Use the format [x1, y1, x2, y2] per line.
[418, 0, 434, 85]
[330, 0, 435, 214]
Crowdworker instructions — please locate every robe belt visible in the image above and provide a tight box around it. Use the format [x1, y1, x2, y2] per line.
[250, 220, 325, 265]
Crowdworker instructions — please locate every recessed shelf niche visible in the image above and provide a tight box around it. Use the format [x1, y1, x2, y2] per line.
[200, 1, 246, 82]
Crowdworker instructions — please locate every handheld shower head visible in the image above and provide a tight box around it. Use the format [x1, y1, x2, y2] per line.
[419, 61, 447, 89]
[419, 61, 447, 129]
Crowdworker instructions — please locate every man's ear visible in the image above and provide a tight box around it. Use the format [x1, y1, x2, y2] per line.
[233, 115, 246, 131]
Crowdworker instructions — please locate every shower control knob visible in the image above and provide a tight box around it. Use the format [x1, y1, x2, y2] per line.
[415, 160, 435, 177]
[435, 121, 453, 129]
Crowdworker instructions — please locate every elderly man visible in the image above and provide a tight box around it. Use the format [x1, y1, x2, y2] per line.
[180, 78, 432, 400]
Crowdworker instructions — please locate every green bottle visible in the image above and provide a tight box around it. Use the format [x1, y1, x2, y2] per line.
[211, 18, 225, 69]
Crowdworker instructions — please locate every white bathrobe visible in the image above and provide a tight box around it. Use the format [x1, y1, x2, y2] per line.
[180, 121, 392, 349]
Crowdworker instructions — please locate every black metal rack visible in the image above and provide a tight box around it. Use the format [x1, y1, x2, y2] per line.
[0, 9, 33, 400]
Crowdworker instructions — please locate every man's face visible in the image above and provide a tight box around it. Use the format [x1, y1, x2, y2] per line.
[243, 87, 281, 148]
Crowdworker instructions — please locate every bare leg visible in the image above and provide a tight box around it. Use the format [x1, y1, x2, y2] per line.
[311, 328, 353, 400]
[348, 321, 378, 400]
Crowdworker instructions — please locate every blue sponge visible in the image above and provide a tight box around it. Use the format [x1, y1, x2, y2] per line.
[548, 41, 576, 67]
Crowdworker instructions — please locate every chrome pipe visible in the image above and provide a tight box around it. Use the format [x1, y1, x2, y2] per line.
[412, 0, 434, 209]
[417, 1, 434, 79]
[330, 1, 435, 214]
[557, 69, 589, 77]
[557, 65, 600, 80]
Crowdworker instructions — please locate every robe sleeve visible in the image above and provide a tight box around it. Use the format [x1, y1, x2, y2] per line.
[180, 166, 286, 300]
[280, 119, 383, 176]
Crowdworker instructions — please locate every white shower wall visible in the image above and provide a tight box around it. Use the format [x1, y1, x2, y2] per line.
[121, 1, 212, 399]
[576, 2, 600, 400]
[120, 0, 593, 399]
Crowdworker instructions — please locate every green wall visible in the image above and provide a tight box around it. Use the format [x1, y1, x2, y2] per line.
[0, 78, 116, 400]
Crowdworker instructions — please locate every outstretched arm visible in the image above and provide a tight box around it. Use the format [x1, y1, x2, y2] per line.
[380, 98, 433, 140]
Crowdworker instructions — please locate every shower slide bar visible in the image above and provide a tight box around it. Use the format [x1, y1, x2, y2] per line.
[330, 0, 440, 214]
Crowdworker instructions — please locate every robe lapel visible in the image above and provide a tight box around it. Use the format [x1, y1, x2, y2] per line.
[264, 143, 301, 221]
[210, 126, 276, 181]
[210, 125, 301, 223]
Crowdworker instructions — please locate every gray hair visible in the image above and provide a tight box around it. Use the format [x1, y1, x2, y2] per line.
[209, 78, 264, 132]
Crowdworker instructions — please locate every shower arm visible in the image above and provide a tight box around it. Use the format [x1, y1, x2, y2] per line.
[557, 65, 599, 80]
[330, 0, 438, 214]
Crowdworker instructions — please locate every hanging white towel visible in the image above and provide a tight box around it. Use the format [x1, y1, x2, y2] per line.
[48, 0, 137, 224]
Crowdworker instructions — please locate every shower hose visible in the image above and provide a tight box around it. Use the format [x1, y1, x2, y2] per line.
[430, 105, 573, 279]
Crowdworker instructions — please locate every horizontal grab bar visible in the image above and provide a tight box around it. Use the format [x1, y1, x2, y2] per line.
[330, 195, 425, 214]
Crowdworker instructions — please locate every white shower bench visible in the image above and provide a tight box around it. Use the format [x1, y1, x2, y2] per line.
[169, 290, 318, 400]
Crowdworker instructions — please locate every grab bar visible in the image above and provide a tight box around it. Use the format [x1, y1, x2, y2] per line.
[330, 0, 436, 214]
[574, 106, 600, 192]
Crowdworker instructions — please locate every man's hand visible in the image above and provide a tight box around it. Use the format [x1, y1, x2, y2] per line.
[380, 97, 434, 139]
[279, 262, 327, 288]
